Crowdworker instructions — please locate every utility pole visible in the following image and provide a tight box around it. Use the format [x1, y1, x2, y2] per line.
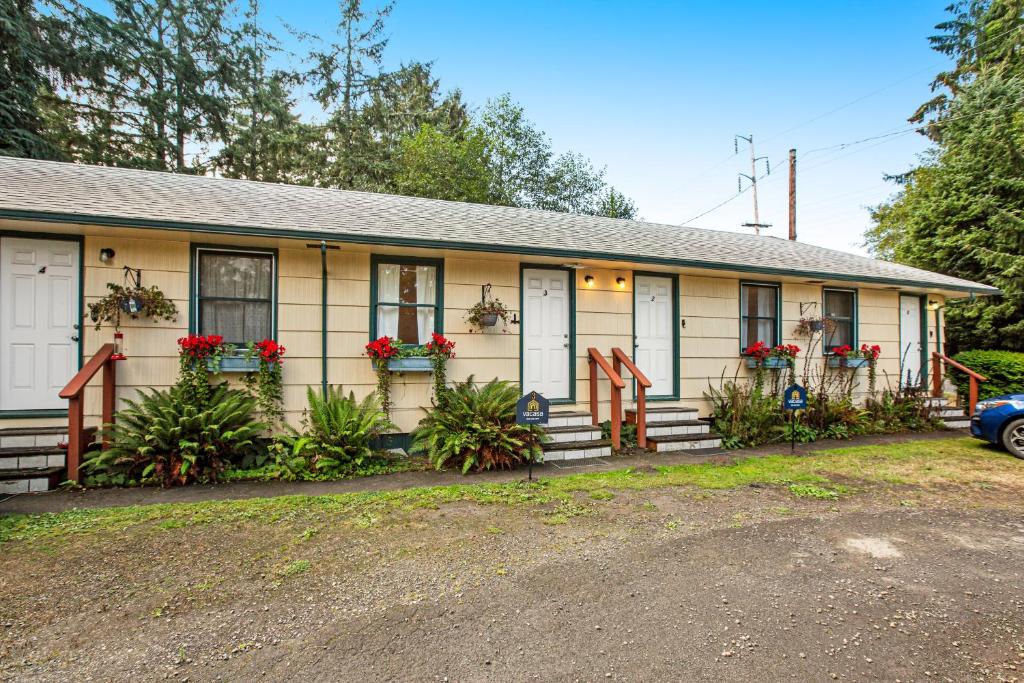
[736, 134, 771, 235]
[788, 148, 797, 241]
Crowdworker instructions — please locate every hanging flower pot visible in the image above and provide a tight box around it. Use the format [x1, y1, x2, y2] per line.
[466, 298, 510, 332]
[479, 312, 499, 327]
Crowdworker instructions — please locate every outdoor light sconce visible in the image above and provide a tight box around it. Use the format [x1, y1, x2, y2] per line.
[99, 248, 116, 263]
[584, 275, 595, 287]
[616, 277, 626, 289]
[927, 299, 941, 310]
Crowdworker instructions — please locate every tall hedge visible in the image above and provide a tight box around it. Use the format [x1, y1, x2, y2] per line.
[950, 350, 1024, 401]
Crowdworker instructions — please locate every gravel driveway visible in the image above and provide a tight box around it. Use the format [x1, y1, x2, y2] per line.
[1, 455, 1022, 681]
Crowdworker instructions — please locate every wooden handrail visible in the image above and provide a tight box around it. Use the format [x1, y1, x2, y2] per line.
[611, 348, 651, 448]
[932, 351, 987, 417]
[60, 343, 117, 482]
[588, 348, 625, 449]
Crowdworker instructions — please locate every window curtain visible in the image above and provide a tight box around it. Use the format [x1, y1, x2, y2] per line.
[416, 265, 435, 344]
[198, 252, 272, 343]
[377, 264, 399, 338]
[756, 288, 775, 345]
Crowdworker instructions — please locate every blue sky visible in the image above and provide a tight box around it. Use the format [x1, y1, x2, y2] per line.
[270, 2, 950, 254]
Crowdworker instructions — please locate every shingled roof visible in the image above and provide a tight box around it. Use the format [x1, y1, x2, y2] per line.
[0, 157, 996, 294]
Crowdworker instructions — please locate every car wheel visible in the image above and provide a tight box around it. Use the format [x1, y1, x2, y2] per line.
[1000, 418, 1024, 459]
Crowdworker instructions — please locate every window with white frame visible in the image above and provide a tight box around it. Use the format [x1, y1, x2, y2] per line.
[373, 259, 441, 345]
[194, 248, 275, 345]
[740, 283, 779, 349]
[823, 289, 856, 352]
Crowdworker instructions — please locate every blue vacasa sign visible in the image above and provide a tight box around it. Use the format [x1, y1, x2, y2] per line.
[516, 391, 550, 425]
[783, 383, 808, 411]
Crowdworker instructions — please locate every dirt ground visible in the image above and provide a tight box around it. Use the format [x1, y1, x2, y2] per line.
[1, 444, 1023, 681]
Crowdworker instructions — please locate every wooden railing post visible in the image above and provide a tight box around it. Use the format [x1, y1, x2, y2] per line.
[931, 352, 942, 398]
[588, 355, 599, 426]
[102, 358, 115, 446]
[636, 383, 647, 449]
[610, 383, 621, 449]
[969, 378, 979, 418]
[66, 395, 83, 483]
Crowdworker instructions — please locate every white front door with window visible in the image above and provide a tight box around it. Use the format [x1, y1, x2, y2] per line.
[522, 268, 571, 400]
[634, 275, 674, 396]
[0, 237, 80, 411]
[900, 295, 922, 387]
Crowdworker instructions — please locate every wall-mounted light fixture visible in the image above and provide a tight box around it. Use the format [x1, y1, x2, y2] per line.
[927, 299, 941, 311]
[584, 275, 595, 288]
[616, 277, 626, 289]
[99, 248, 116, 263]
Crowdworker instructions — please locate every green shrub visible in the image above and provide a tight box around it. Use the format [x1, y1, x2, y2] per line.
[276, 387, 395, 478]
[411, 376, 545, 473]
[83, 384, 265, 487]
[950, 350, 1024, 400]
[705, 379, 786, 448]
[599, 420, 638, 449]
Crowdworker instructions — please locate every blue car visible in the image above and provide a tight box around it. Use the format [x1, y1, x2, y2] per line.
[971, 394, 1024, 459]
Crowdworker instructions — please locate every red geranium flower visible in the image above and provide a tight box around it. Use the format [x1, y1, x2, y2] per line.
[366, 336, 399, 361]
[743, 340, 770, 360]
[832, 344, 853, 358]
[425, 332, 456, 359]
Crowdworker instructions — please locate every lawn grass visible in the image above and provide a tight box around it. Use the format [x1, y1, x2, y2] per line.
[1, 437, 1018, 546]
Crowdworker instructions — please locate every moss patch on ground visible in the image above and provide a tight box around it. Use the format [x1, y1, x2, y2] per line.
[1, 437, 1016, 546]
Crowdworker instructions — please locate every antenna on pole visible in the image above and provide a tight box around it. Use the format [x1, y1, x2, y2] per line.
[735, 134, 772, 236]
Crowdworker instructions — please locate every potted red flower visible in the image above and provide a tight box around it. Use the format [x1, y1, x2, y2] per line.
[743, 340, 770, 368]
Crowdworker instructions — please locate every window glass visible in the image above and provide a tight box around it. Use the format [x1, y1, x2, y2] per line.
[196, 250, 274, 344]
[740, 284, 778, 348]
[375, 262, 438, 345]
[824, 289, 856, 351]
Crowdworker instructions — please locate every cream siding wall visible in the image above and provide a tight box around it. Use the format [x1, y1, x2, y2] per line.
[0, 220, 954, 434]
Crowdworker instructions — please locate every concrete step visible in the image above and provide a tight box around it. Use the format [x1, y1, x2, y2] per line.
[644, 420, 711, 437]
[646, 432, 724, 453]
[625, 406, 699, 424]
[543, 424, 603, 443]
[0, 429, 67, 449]
[0, 466, 65, 494]
[942, 416, 971, 429]
[542, 438, 612, 461]
[924, 397, 950, 408]
[547, 411, 592, 428]
[0, 446, 66, 470]
[929, 407, 966, 418]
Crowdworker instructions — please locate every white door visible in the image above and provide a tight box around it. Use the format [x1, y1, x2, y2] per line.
[522, 268, 571, 400]
[0, 237, 80, 411]
[900, 295, 922, 387]
[634, 275, 674, 396]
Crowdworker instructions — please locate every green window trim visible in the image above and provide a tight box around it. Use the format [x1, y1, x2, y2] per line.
[822, 287, 858, 355]
[189, 244, 279, 347]
[739, 281, 782, 353]
[369, 254, 445, 345]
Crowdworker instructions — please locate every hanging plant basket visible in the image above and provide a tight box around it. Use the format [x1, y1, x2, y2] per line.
[478, 312, 499, 327]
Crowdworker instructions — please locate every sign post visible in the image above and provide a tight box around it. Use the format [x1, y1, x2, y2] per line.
[516, 391, 550, 481]
[782, 383, 808, 455]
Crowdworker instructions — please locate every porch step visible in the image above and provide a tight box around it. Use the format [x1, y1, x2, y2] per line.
[646, 432, 724, 453]
[547, 411, 592, 428]
[542, 438, 612, 462]
[625, 406, 698, 424]
[941, 415, 971, 430]
[0, 426, 68, 437]
[929, 407, 966, 418]
[924, 397, 950, 408]
[0, 467, 65, 494]
[543, 424, 603, 443]
[0, 446, 66, 470]
[644, 420, 711, 438]
[0, 428, 67, 449]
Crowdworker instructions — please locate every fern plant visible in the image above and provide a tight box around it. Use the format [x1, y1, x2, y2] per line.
[411, 376, 545, 474]
[83, 384, 265, 487]
[276, 386, 395, 477]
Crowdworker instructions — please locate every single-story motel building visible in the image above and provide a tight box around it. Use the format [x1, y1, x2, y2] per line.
[0, 157, 998, 489]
